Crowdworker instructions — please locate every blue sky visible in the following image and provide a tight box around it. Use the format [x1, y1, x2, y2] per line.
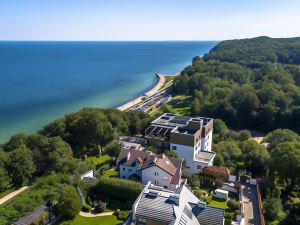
[0, 0, 300, 40]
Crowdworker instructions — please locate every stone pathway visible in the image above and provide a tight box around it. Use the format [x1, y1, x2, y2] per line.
[79, 210, 114, 217]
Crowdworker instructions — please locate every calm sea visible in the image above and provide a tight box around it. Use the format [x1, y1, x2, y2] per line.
[0, 41, 217, 142]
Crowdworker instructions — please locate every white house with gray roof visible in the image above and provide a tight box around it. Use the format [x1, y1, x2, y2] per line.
[117, 149, 183, 190]
[126, 181, 225, 225]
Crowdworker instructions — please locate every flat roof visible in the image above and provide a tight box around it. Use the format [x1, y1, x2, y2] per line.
[151, 113, 212, 128]
[195, 151, 215, 163]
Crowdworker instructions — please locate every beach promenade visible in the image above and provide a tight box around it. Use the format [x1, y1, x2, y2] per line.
[117, 73, 165, 111]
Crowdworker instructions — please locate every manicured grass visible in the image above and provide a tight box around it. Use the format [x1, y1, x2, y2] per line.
[209, 198, 229, 209]
[56, 215, 122, 225]
[89, 155, 111, 166]
[102, 169, 119, 179]
[168, 95, 192, 115]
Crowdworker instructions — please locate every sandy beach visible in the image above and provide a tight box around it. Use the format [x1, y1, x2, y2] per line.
[117, 73, 165, 111]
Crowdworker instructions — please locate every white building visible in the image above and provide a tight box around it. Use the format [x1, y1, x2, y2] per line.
[145, 113, 215, 174]
[129, 182, 225, 225]
[117, 149, 183, 190]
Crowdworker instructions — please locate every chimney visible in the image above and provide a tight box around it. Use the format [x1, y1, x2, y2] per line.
[197, 201, 207, 208]
[169, 194, 180, 206]
[127, 152, 131, 161]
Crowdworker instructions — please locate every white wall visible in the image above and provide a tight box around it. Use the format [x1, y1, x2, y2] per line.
[201, 130, 212, 152]
[119, 163, 140, 179]
[171, 143, 194, 171]
[141, 166, 176, 190]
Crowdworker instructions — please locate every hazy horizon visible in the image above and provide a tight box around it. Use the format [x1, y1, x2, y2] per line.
[1, 0, 300, 41]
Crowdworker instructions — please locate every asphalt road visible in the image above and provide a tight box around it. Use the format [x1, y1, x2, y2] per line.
[241, 184, 261, 225]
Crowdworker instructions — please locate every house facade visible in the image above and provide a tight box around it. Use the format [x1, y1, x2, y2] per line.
[117, 149, 183, 190]
[128, 182, 225, 225]
[145, 113, 215, 174]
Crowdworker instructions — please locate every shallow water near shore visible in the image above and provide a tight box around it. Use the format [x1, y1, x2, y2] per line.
[0, 41, 217, 142]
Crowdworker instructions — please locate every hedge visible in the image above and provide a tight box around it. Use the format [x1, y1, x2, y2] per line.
[96, 177, 143, 201]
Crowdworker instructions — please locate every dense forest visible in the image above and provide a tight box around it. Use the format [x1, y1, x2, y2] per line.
[172, 36, 300, 133]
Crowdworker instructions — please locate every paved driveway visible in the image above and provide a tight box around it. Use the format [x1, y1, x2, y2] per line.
[241, 184, 261, 225]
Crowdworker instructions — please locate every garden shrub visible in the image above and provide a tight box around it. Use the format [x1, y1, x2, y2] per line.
[227, 199, 239, 210]
[96, 177, 143, 201]
[82, 204, 92, 212]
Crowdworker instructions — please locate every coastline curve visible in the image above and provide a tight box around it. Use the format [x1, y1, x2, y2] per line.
[116, 73, 165, 111]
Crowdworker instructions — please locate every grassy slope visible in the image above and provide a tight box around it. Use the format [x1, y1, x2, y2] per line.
[89, 155, 111, 166]
[167, 95, 192, 115]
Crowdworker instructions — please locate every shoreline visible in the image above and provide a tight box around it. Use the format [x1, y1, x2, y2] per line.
[116, 73, 165, 111]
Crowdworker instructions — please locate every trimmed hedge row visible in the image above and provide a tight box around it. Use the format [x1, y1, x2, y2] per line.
[96, 177, 143, 201]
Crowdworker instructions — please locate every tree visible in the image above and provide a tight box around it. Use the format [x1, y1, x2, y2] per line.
[214, 154, 224, 166]
[66, 108, 117, 155]
[160, 103, 174, 114]
[237, 130, 251, 141]
[6, 146, 36, 187]
[240, 140, 270, 177]
[54, 185, 81, 219]
[263, 198, 285, 222]
[104, 141, 122, 158]
[191, 98, 201, 116]
[0, 151, 11, 191]
[264, 129, 300, 148]
[47, 137, 73, 172]
[271, 142, 300, 192]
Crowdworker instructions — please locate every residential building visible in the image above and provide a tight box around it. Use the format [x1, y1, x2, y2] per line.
[127, 181, 225, 225]
[117, 149, 183, 190]
[202, 166, 230, 181]
[145, 113, 215, 174]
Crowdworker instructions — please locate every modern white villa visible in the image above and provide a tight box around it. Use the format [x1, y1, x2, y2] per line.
[145, 113, 215, 174]
[117, 149, 183, 191]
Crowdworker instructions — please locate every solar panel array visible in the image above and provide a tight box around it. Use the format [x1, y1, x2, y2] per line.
[14, 206, 48, 225]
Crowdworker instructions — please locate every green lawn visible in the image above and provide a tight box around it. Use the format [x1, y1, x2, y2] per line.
[209, 198, 229, 209]
[89, 155, 111, 166]
[168, 95, 192, 115]
[102, 169, 119, 179]
[56, 215, 122, 225]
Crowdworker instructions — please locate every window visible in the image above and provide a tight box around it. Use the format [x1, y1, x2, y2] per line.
[172, 146, 177, 150]
[123, 168, 125, 171]
[155, 172, 159, 176]
[164, 185, 168, 188]
[123, 176, 125, 179]
[197, 165, 202, 169]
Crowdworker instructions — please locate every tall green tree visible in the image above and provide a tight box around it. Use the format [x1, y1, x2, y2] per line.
[264, 129, 300, 148]
[54, 185, 81, 219]
[240, 140, 270, 177]
[191, 98, 201, 116]
[271, 142, 300, 192]
[7, 146, 36, 187]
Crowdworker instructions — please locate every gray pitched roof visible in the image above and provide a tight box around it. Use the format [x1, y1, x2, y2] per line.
[190, 203, 225, 225]
[136, 193, 175, 223]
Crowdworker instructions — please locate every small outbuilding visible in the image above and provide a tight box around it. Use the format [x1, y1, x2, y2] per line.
[214, 189, 229, 200]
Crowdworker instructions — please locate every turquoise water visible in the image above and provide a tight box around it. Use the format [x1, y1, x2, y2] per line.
[0, 41, 217, 142]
